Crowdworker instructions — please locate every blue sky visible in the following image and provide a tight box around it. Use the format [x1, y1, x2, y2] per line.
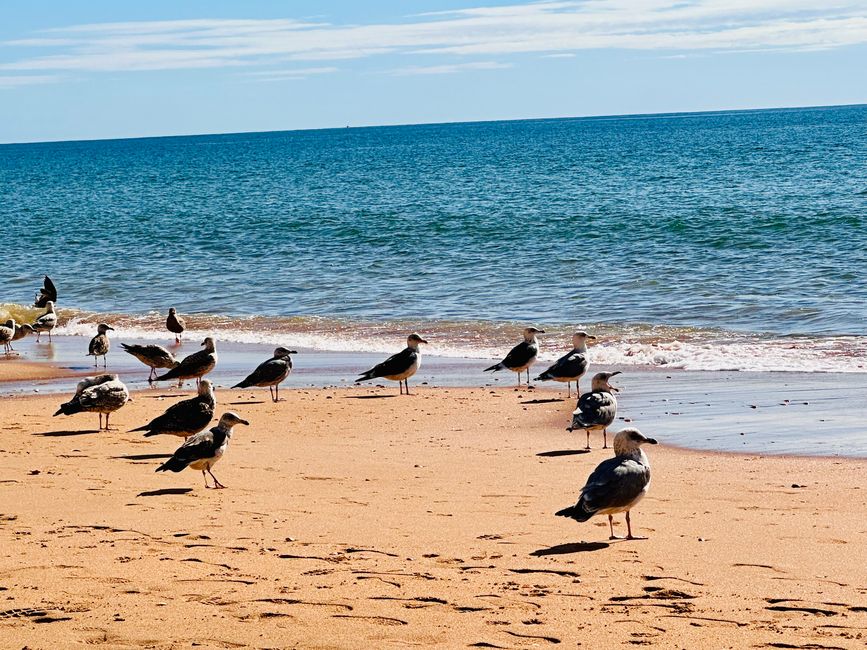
[1, 1, 865, 143]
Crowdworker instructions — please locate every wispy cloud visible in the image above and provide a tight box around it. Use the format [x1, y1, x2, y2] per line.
[391, 61, 512, 75]
[245, 66, 338, 81]
[1, 1, 865, 82]
[0, 74, 60, 89]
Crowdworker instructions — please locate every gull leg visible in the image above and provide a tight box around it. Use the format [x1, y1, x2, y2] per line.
[567, 381, 571, 398]
[585, 429, 591, 450]
[98, 413, 103, 430]
[269, 386, 274, 401]
[207, 467, 226, 489]
[203, 470, 210, 489]
[399, 380, 404, 396]
[603, 429, 608, 449]
[625, 511, 646, 540]
[105, 412, 113, 431]
[406, 379, 411, 396]
[275, 384, 280, 402]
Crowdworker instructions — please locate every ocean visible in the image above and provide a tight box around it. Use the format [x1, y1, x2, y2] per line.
[1, 104, 866, 372]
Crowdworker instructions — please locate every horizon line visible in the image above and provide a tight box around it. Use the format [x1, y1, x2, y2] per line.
[2, 101, 864, 147]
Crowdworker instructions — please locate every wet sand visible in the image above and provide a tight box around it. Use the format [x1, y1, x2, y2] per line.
[1, 382, 865, 648]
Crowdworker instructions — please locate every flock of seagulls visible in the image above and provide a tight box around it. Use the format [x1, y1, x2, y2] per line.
[8, 276, 656, 537]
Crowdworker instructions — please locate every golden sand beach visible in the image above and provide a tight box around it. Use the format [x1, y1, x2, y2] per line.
[1, 372, 865, 648]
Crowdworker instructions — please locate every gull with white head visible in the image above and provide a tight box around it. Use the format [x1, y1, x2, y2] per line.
[484, 327, 545, 386]
[535, 331, 595, 397]
[233, 347, 297, 402]
[357, 333, 428, 395]
[156, 412, 249, 489]
[154, 337, 218, 387]
[132, 378, 216, 438]
[31, 300, 58, 342]
[556, 428, 658, 540]
[568, 371, 620, 449]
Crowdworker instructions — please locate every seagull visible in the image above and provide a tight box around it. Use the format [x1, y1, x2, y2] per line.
[3, 320, 35, 352]
[357, 333, 428, 395]
[0, 320, 15, 354]
[131, 379, 216, 438]
[120, 343, 179, 382]
[10, 321, 35, 343]
[31, 300, 58, 342]
[568, 371, 620, 449]
[53, 374, 130, 430]
[34, 275, 57, 308]
[166, 307, 185, 343]
[534, 331, 595, 397]
[484, 327, 545, 386]
[555, 428, 658, 540]
[154, 337, 217, 387]
[156, 412, 249, 489]
[233, 347, 296, 402]
[87, 323, 114, 367]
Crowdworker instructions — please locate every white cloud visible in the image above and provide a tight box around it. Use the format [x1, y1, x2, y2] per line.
[391, 61, 512, 75]
[0, 74, 60, 89]
[0, 1, 864, 81]
[246, 66, 338, 81]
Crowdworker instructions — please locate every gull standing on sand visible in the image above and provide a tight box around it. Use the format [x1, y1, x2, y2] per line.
[233, 347, 296, 402]
[31, 300, 58, 342]
[54, 374, 130, 430]
[166, 307, 185, 343]
[0, 320, 15, 354]
[156, 412, 249, 489]
[568, 371, 620, 449]
[535, 331, 595, 397]
[154, 337, 217, 387]
[121, 343, 179, 382]
[357, 333, 428, 395]
[34, 275, 57, 308]
[87, 323, 114, 367]
[484, 327, 545, 386]
[9, 321, 35, 344]
[131, 379, 216, 438]
[555, 428, 658, 540]
[3, 320, 35, 351]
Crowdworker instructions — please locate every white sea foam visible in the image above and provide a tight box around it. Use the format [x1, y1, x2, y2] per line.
[47, 311, 867, 374]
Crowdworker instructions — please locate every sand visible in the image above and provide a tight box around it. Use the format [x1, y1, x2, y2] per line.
[1, 383, 865, 649]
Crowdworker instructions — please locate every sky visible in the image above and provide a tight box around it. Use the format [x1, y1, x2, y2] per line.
[0, 0, 865, 143]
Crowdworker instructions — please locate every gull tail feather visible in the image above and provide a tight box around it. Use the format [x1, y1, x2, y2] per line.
[483, 362, 503, 372]
[555, 500, 595, 522]
[156, 457, 187, 473]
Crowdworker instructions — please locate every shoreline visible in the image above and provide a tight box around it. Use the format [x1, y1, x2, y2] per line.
[1, 385, 865, 648]
[2, 335, 866, 458]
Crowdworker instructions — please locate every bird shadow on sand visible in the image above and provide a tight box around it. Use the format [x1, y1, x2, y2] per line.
[228, 400, 266, 405]
[344, 395, 396, 400]
[113, 453, 173, 461]
[536, 449, 591, 457]
[137, 487, 194, 497]
[531, 541, 609, 556]
[34, 429, 100, 437]
[520, 398, 566, 405]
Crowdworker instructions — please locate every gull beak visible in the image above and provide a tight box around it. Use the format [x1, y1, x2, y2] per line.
[289, 350, 298, 354]
[587, 335, 597, 340]
[419, 338, 429, 344]
[107, 326, 115, 331]
[645, 438, 658, 445]
[239, 418, 250, 426]
[610, 371, 622, 376]
[537, 329, 546, 334]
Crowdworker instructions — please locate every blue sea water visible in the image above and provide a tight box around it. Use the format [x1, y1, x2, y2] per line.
[1, 104, 865, 371]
